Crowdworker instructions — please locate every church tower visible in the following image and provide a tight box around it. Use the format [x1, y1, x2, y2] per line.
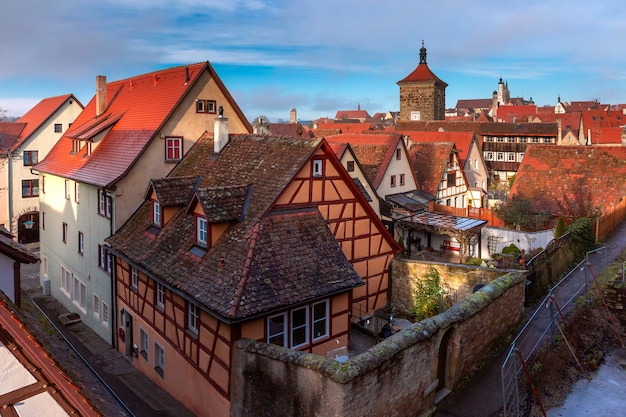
[397, 41, 448, 121]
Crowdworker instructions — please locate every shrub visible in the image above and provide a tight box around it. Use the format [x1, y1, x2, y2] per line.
[554, 216, 567, 239]
[502, 244, 521, 256]
[465, 257, 483, 266]
[413, 266, 447, 321]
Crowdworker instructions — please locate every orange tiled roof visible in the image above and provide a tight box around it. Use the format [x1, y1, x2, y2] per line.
[496, 105, 537, 122]
[0, 122, 27, 154]
[399, 130, 474, 165]
[398, 62, 447, 85]
[406, 142, 455, 196]
[511, 145, 626, 217]
[591, 127, 623, 145]
[35, 62, 251, 187]
[17, 94, 82, 143]
[335, 109, 371, 120]
[314, 122, 373, 134]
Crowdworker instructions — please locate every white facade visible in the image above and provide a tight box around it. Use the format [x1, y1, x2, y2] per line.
[0, 97, 82, 238]
[375, 142, 417, 200]
[435, 152, 468, 208]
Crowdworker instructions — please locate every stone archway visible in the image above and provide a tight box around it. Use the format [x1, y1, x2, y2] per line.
[16, 210, 39, 244]
[435, 326, 459, 403]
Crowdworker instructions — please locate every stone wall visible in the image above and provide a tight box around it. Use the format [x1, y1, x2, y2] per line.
[525, 233, 576, 296]
[390, 259, 511, 316]
[230, 272, 526, 417]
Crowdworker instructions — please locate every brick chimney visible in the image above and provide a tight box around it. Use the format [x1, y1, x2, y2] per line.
[96, 75, 107, 116]
[214, 106, 229, 154]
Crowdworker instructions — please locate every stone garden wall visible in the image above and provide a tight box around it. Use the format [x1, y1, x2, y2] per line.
[230, 272, 526, 417]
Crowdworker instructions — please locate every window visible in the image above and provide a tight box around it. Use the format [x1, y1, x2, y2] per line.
[508, 152, 516, 162]
[75, 182, 80, 203]
[156, 283, 165, 310]
[165, 137, 183, 161]
[400, 173, 405, 186]
[518, 153, 525, 162]
[507, 137, 516, 143]
[196, 216, 208, 246]
[93, 294, 100, 319]
[291, 307, 308, 348]
[131, 267, 138, 290]
[188, 302, 199, 334]
[346, 160, 354, 172]
[86, 142, 92, 156]
[267, 313, 286, 346]
[312, 300, 329, 341]
[98, 245, 110, 272]
[72, 275, 86, 310]
[102, 302, 109, 326]
[447, 173, 456, 188]
[312, 159, 323, 177]
[62, 222, 68, 243]
[21, 179, 39, 197]
[531, 137, 540, 143]
[154, 342, 165, 378]
[196, 99, 216, 114]
[140, 329, 149, 360]
[41, 175, 45, 193]
[519, 137, 527, 143]
[390, 175, 396, 187]
[474, 159, 478, 170]
[54, 123, 62, 133]
[98, 190, 106, 215]
[395, 148, 401, 160]
[496, 152, 505, 161]
[23, 150, 38, 166]
[485, 152, 493, 161]
[496, 137, 505, 142]
[152, 201, 161, 226]
[78, 231, 84, 255]
[42, 212, 45, 230]
[65, 180, 70, 199]
[544, 138, 552, 143]
[72, 140, 81, 154]
[61, 266, 71, 295]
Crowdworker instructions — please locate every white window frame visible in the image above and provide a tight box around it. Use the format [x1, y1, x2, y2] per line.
[78, 231, 84, 255]
[485, 152, 493, 161]
[165, 137, 183, 161]
[531, 137, 540, 143]
[312, 300, 329, 341]
[290, 306, 309, 349]
[156, 282, 165, 310]
[312, 159, 323, 177]
[518, 153, 525, 162]
[519, 137, 527, 143]
[496, 152, 505, 161]
[75, 182, 80, 203]
[140, 328, 149, 360]
[390, 175, 396, 187]
[65, 179, 70, 199]
[507, 152, 516, 162]
[188, 302, 199, 334]
[72, 275, 86, 311]
[93, 293, 100, 319]
[267, 312, 287, 347]
[102, 301, 110, 327]
[154, 342, 165, 378]
[61, 266, 71, 296]
[153, 201, 161, 226]
[131, 267, 138, 290]
[197, 217, 208, 246]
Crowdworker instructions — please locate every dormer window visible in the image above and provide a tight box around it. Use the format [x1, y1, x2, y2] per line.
[312, 159, 323, 177]
[153, 201, 162, 227]
[196, 216, 208, 246]
[72, 140, 81, 154]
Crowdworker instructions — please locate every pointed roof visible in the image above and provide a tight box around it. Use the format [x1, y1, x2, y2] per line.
[324, 132, 403, 189]
[397, 42, 447, 86]
[35, 62, 251, 187]
[511, 145, 626, 217]
[399, 130, 475, 166]
[107, 133, 365, 321]
[406, 141, 456, 195]
[148, 176, 199, 206]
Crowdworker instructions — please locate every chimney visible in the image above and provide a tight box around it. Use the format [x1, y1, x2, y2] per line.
[556, 117, 562, 145]
[96, 75, 107, 116]
[214, 106, 229, 154]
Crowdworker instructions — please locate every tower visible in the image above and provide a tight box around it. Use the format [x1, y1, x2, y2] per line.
[397, 41, 448, 121]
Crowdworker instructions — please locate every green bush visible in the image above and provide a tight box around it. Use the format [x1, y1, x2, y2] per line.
[502, 244, 521, 256]
[554, 216, 567, 239]
[465, 257, 483, 266]
[568, 217, 595, 258]
[413, 267, 447, 321]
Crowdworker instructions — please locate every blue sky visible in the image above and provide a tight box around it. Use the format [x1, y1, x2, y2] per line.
[1, 1, 625, 122]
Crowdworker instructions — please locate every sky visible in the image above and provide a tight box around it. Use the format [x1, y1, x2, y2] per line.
[1, 1, 625, 122]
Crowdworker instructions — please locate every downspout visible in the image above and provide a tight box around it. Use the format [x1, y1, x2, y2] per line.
[8, 152, 13, 235]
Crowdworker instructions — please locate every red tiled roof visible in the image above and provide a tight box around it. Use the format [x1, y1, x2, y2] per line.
[455, 99, 492, 109]
[324, 133, 402, 188]
[591, 127, 623, 145]
[511, 145, 626, 217]
[268, 123, 313, 138]
[496, 105, 537, 122]
[35, 62, 251, 187]
[107, 134, 366, 321]
[0, 122, 27, 154]
[17, 94, 82, 143]
[313, 122, 373, 134]
[399, 130, 474, 165]
[406, 142, 455, 195]
[335, 110, 371, 120]
[398, 62, 447, 86]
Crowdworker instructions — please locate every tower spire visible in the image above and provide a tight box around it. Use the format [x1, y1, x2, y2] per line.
[419, 40, 427, 64]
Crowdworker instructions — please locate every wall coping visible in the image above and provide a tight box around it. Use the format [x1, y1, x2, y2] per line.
[236, 271, 526, 384]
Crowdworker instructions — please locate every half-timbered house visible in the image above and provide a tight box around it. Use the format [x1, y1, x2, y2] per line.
[106, 124, 400, 417]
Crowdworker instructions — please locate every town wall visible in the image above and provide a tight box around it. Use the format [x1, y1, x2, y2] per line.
[230, 272, 525, 417]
